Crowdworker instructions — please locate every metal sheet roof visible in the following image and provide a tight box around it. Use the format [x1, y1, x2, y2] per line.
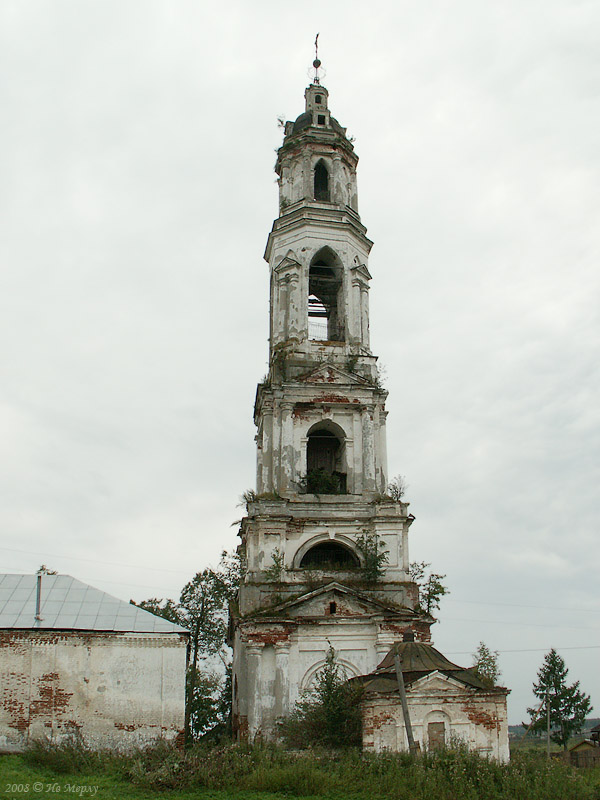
[376, 641, 468, 675]
[356, 641, 492, 693]
[0, 574, 187, 634]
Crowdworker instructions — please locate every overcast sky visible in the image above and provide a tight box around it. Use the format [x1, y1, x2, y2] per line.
[1, 0, 598, 725]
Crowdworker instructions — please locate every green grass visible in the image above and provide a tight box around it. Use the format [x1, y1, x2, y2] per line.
[1, 755, 147, 800]
[0, 756, 284, 800]
[1, 742, 599, 800]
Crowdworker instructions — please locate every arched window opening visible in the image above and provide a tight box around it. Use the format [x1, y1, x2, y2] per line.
[306, 428, 346, 493]
[300, 542, 359, 570]
[308, 249, 344, 342]
[301, 657, 360, 692]
[308, 293, 328, 340]
[314, 160, 329, 201]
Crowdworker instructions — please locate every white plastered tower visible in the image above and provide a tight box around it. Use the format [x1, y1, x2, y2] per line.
[230, 75, 433, 741]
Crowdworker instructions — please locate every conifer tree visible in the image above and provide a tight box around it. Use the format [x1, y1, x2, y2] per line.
[526, 648, 592, 749]
[472, 641, 501, 687]
[279, 645, 363, 747]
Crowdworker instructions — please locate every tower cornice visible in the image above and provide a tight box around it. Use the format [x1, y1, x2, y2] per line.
[264, 202, 373, 262]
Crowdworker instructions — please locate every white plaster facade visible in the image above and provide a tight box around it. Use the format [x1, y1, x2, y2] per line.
[255, 365, 388, 497]
[358, 640, 510, 761]
[0, 630, 187, 751]
[230, 79, 432, 741]
[231, 583, 431, 739]
[362, 673, 510, 762]
[0, 574, 188, 751]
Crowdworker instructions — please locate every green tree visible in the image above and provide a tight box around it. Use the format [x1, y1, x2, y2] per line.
[526, 649, 592, 749]
[216, 549, 245, 602]
[355, 531, 389, 582]
[386, 474, 407, 501]
[409, 561, 449, 616]
[134, 596, 181, 624]
[134, 550, 244, 744]
[187, 669, 222, 738]
[264, 548, 286, 582]
[306, 468, 343, 495]
[472, 641, 501, 687]
[178, 569, 229, 743]
[187, 666, 232, 740]
[37, 565, 58, 575]
[279, 645, 362, 748]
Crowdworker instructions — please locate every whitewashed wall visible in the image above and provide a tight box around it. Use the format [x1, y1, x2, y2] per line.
[362, 673, 510, 762]
[0, 630, 187, 751]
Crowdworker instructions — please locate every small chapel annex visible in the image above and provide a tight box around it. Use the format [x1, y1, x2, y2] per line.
[229, 60, 509, 758]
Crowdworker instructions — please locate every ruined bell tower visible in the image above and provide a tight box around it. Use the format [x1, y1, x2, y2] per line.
[230, 59, 432, 741]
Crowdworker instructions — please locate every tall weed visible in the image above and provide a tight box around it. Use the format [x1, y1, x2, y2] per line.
[22, 737, 128, 775]
[23, 739, 600, 799]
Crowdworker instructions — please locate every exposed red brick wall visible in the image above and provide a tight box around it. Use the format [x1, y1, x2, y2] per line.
[29, 672, 73, 722]
[245, 623, 295, 647]
[461, 700, 501, 731]
[311, 394, 350, 404]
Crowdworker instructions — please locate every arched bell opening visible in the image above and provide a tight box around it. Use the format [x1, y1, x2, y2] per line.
[306, 423, 347, 494]
[307, 292, 328, 341]
[314, 159, 329, 202]
[299, 541, 360, 570]
[308, 247, 344, 342]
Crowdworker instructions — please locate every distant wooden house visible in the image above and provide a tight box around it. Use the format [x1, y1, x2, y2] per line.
[0, 574, 188, 751]
[568, 724, 600, 768]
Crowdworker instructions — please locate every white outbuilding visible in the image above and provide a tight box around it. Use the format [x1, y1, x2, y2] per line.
[0, 573, 188, 751]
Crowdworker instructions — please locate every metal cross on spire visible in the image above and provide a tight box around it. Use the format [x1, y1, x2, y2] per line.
[313, 33, 322, 84]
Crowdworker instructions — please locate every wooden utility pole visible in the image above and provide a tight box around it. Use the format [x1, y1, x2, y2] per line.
[394, 650, 419, 755]
[546, 692, 550, 761]
[519, 696, 545, 742]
